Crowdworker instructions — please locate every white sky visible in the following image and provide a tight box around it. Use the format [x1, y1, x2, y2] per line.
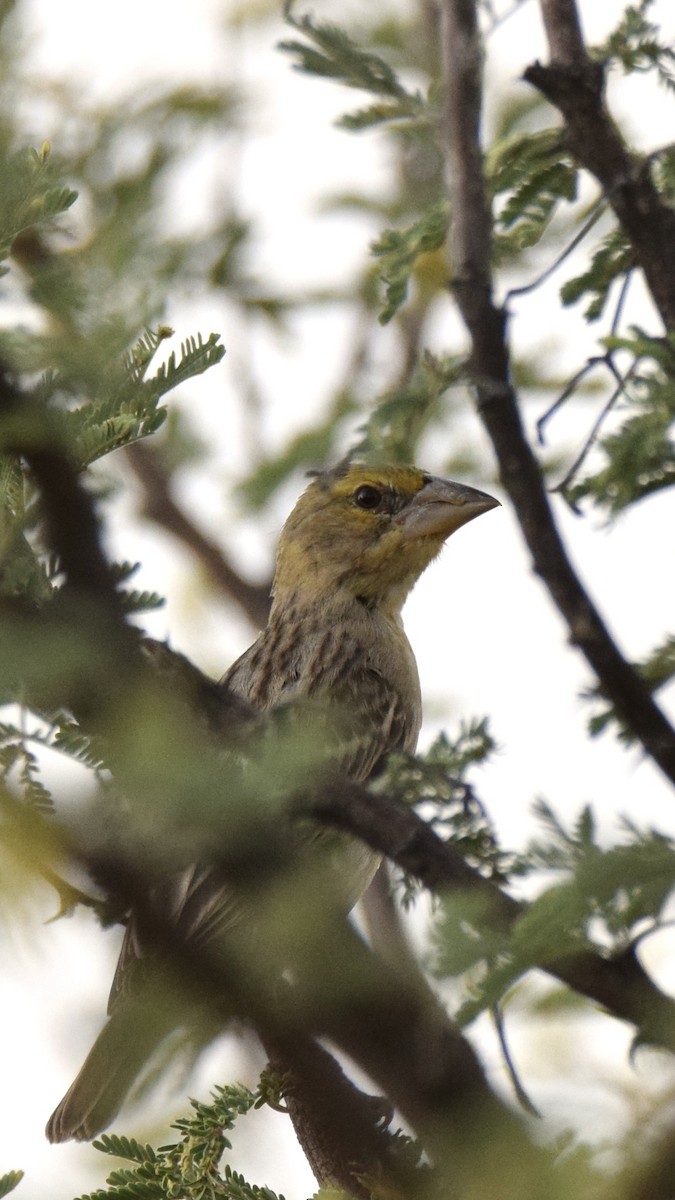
[1, 1, 675, 1197]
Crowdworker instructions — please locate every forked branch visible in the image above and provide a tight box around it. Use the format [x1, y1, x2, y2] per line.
[438, 0, 675, 786]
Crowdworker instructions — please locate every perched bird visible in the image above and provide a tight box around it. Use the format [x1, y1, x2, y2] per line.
[46, 462, 499, 1142]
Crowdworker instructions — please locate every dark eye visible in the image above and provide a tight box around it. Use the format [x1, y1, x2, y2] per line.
[353, 484, 382, 511]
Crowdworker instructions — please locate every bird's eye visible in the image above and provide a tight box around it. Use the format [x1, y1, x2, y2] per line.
[352, 484, 383, 511]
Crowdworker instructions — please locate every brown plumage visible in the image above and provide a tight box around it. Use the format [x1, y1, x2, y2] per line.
[46, 462, 499, 1142]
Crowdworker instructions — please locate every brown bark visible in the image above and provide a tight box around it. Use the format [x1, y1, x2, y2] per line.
[437, 1, 675, 787]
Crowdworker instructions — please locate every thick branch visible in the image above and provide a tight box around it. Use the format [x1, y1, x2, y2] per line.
[39, 794, 544, 1188]
[0, 376, 144, 709]
[438, 0, 675, 787]
[444, 0, 492, 299]
[260, 1030, 421, 1197]
[539, 0, 585, 64]
[525, 0, 675, 331]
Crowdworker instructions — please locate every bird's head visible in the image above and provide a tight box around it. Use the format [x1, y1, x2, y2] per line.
[272, 463, 499, 616]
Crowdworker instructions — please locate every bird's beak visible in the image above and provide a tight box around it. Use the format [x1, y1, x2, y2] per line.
[395, 477, 500, 541]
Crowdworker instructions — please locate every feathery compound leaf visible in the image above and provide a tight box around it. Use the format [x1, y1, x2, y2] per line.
[280, 12, 419, 102]
[83, 1078, 286, 1199]
[371, 201, 449, 323]
[145, 332, 225, 400]
[118, 588, 165, 615]
[92, 1136, 157, 1164]
[586, 635, 675, 742]
[52, 720, 107, 772]
[593, 0, 675, 92]
[354, 351, 461, 463]
[560, 226, 633, 321]
[220, 1164, 285, 1200]
[435, 800, 675, 1026]
[59, 331, 222, 468]
[338, 98, 424, 130]
[125, 327, 175, 382]
[0, 721, 55, 811]
[488, 128, 577, 250]
[564, 331, 675, 516]
[0, 145, 77, 264]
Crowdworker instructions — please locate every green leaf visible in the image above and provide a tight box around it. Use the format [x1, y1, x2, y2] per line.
[560, 226, 633, 321]
[280, 12, 421, 103]
[370, 200, 448, 323]
[0, 145, 77, 264]
[0, 1172, 24, 1199]
[593, 0, 675, 92]
[92, 1135, 157, 1163]
[338, 99, 425, 130]
[80, 1077, 288, 1199]
[354, 351, 462, 463]
[488, 128, 577, 251]
[54, 330, 223, 469]
[119, 588, 165, 615]
[52, 721, 107, 772]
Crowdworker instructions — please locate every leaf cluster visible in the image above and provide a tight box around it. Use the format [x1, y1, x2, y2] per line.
[593, 0, 675, 93]
[379, 721, 506, 907]
[432, 800, 675, 1026]
[0, 145, 224, 623]
[488, 128, 577, 254]
[370, 201, 448, 324]
[562, 328, 675, 516]
[353, 350, 462, 463]
[280, 10, 426, 131]
[0, 144, 76, 269]
[75, 1081, 285, 1200]
[559, 226, 633, 322]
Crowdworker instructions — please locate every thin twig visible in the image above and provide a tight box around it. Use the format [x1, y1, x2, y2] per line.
[310, 778, 675, 1055]
[536, 356, 604, 443]
[506, 196, 606, 302]
[610, 268, 633, 335]
[492, 1003, 542, 1118]
[547, 357, 638, 498]
[537, 269, 633, 451]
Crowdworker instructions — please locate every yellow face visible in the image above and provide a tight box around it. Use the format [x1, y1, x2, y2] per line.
[273, 463, 499, 614]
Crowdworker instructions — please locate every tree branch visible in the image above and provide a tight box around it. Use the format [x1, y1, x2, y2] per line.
[539, 0, 585, 64]
[260, 1030, 421, 1197]
[33, 786, 546, 1190]
[310, 778, 675, 1055]
[438, 0, 675, 787]
[525, 0, 675, 331]
[125, 441, 272, 629]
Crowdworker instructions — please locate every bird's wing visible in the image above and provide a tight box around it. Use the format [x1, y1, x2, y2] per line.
[108, 866, 243, 1011]
[109, 621, 419, 1011]
[224, 606, 422, 782]
[302, 662, 418, 783]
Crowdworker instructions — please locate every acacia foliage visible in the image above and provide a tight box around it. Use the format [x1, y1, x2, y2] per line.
[0, 2, 674, 1199]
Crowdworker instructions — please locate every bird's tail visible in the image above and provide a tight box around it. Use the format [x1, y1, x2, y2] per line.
[46, 999, 172, 1143]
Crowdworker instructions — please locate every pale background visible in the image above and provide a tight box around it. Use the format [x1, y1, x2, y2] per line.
[1, 1, 674, 1195]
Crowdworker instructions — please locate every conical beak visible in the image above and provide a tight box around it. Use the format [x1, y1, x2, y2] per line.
[395, 477, 500, 541]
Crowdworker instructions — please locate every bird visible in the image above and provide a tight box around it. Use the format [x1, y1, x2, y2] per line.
[46, 461, 499, 1142]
